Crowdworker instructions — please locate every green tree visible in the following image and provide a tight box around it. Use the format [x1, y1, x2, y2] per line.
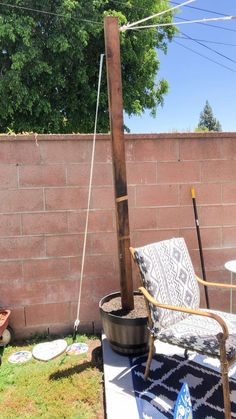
[197, 100, 222, 132]
[0, 0, 176, 133]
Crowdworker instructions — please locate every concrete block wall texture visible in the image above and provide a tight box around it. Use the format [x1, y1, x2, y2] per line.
[0, 132, 235, 339]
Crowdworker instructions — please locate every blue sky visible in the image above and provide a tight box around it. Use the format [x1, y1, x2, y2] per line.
[124, 0, 236, 133]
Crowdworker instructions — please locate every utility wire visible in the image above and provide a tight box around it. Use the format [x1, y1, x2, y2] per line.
[112, 0, 228, 18]
[114, 0, 236, 34]
[174, 40, 236, 74]
[1, 0, 235, 53]
[175, 35, 236, 47]
[0, 1, 103, 25]
[1, 0, 235, 34]
[175, 15, 236, 33]
[120, 0, 194, 31]
[180, 30, 236, 64]
[125, 15, 236, 31]
[170, 1, 228, 17]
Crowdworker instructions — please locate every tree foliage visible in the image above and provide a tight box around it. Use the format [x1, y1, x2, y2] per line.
[0, 0, 176, 133]
[197, 100, 222, 132]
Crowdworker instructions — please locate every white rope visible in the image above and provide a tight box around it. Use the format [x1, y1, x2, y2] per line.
[74, 53, 105, 331]
[123, 15, 236, 31]
[120, 0, 195, 32]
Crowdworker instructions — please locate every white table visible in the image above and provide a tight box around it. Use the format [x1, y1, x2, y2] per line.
[224, 260, 236, 313]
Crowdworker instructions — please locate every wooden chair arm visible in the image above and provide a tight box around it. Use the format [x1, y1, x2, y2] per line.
[139, 286, 229, 340]
[129, 247, 135, 260]
[196, 275, 236, 290]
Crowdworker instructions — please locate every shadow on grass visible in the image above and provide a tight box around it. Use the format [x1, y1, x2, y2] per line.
[0, 346, 4, 365]
[91, 345, 103, 371]
[49, 345, 103, 381]
[49, 361, 91, 380]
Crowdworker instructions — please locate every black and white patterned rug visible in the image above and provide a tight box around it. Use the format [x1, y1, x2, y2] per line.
[130, 347, 236, 419]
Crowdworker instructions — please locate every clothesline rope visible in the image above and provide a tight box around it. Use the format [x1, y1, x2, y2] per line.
[122, 15, 236, 31]
[74, 53, 105, 332]
[120, 0, 195, 32]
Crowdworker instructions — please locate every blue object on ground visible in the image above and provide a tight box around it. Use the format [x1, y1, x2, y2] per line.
[173, 383, 193, 419]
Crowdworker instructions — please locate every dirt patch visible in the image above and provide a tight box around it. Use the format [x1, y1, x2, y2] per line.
[101, 295, 147, 319]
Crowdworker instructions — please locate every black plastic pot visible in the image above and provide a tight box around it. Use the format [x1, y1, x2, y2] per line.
[99, 291, 149, 356]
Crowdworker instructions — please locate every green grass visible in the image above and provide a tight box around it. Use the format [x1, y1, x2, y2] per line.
[0, 335, 104, 419]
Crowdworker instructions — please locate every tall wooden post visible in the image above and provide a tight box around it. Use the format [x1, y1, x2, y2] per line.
[104, 16, 134, 310]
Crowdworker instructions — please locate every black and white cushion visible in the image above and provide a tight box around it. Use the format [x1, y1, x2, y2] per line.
[159, 309, 236, 359]
[135, 237, 200, 330]
[134, 237, 236, 359]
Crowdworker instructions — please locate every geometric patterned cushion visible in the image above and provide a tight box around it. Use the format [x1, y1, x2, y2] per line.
[158, 309, 236, 360]
[134, 238, 200, 330]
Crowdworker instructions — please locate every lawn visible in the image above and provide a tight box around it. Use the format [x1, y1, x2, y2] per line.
[0, 334, 104, 419]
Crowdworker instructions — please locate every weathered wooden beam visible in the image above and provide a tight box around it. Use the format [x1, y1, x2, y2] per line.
[104, 16, 134, 310]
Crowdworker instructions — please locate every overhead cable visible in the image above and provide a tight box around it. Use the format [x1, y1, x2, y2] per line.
[124, 15, 236, 31]
[174, 40, 236, 74]
[170, 1, 228, 17]
[120, 0, 195, 32]
[175, 35, 236, 47]
[0, 1, 102, 25]
[175, 15, 236, 33]
[112, 0, 229, 19]
[180, 31, 236, 64]
[115, 1, 236, 34]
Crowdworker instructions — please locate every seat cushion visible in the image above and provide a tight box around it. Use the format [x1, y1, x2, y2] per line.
[157, 309, 236, 360]
[134, 237, 200, 329]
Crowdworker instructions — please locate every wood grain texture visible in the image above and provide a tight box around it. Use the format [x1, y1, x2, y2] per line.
[104, 16, 134, 310]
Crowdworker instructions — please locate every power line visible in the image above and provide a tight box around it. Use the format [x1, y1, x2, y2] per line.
[175, 15, 236, 33]
[120, 0, 194, 31]
[111, 0, 183, 13]
[170, 1, 228, 17]
[125, 15, 236, 31]
[180, 31, 236, 64]
[115, 1, 236, 34]
[0, 1, 103, 25]
[114, 0, 236, 34]
[174, 40, 236, 74]
[1, 0, 235, 35]
[175, 35, 236, 47]
[112, 0, 229, 18]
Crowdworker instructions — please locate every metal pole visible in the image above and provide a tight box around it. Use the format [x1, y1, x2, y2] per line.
[191, 187, 210, 309]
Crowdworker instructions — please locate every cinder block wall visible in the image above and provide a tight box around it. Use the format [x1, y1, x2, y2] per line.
[0, 132, 235, 339]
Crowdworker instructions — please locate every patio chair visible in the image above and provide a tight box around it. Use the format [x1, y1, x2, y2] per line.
[130, 237, 236, 419]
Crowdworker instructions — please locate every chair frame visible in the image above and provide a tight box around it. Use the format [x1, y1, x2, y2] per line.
[130, 246, 236, 419]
